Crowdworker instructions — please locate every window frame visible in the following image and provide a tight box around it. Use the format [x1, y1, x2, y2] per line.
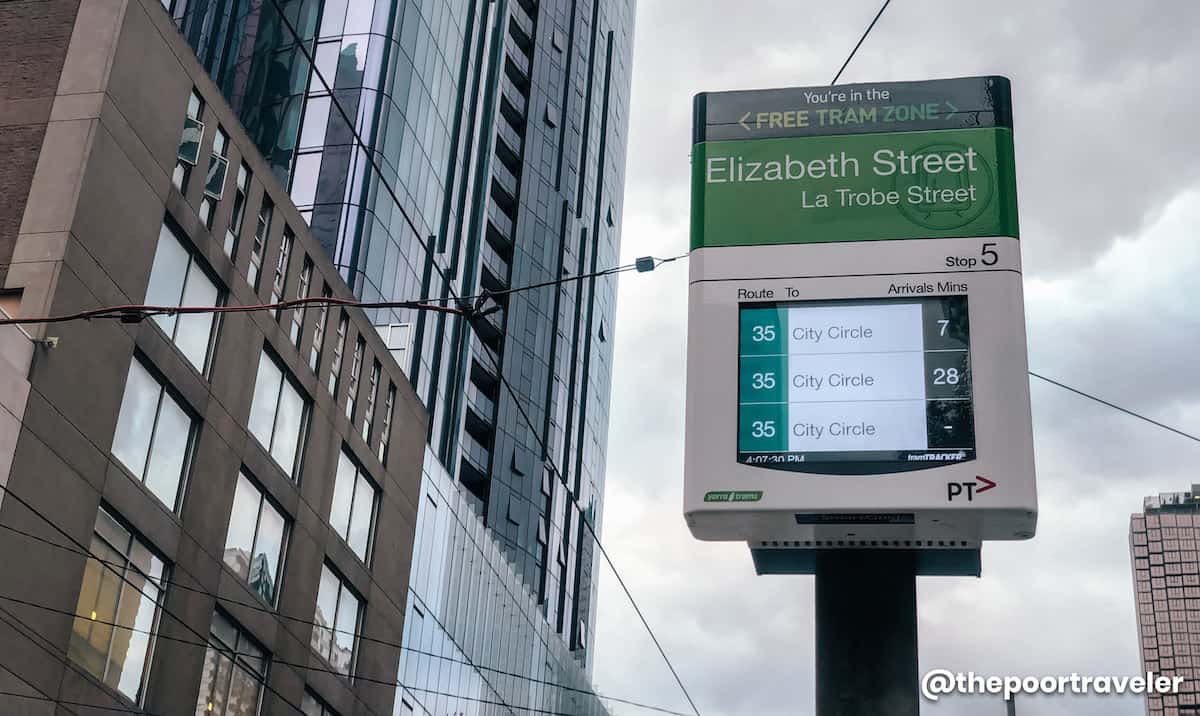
[345, 337, 364, 421]
[309, 285, 332, 374]
[377, 383, 396, 464]
[68, 505, 167, 706]
[311, 562, 362, 678]
[173, 89, 205, 192]
[329, 449, 379, 564]
[197, 610, 268, 716]
[327, 313, 347, 396]
[290, 257, 313, 348]
[225, 161, 252, 258]
[144, 220, 225, 375]
[248, 348, 311, 480]
[223, 470, 291, 607]
[110, 356, 197, 513]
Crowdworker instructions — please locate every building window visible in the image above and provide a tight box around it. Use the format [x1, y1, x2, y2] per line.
[248, 350, 308, 479]
[361, 360, 379, 442]
[199, 127, 230, 228]
[144, 222, 221, 373]
[173, 89, 204, 192]
[195, 611, 267, 716]
[248, 198, 273, 291]
[68, 506, 165, 704]
[223, 471, 288, 605]
[330, 450, 377, 562]
[270, 228, 294, 318]
[309, 285, 331, 374]
[111, 358, 194, 511]
[345, 337, 364, 421]
[290, 258, 313, 348]
[225, 162, 251, 257]
[377, 383, 395, 464]
[311, 563, 361, 676]
[301, 690, 337, 716]
[328, 314, 347, 396]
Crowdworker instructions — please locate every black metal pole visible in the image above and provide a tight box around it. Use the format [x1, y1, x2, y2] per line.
[815, 550, 919, 716]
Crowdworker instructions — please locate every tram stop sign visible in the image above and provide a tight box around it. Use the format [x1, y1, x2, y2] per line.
[683, 76, 1036, 569]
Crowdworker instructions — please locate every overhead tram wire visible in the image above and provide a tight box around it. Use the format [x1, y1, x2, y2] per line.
[1028, 371, 1200, 444]
[0, 254, 686, 328]
[0, 627, 93, 716]
[0, 587, 630, 716]
[0, 602, 155, 716]
[830, 0, 893, 86]
[0, 518, 692, 716]
[0, 486, 316, 716]
[472, 341, 705, 716]
[0, 436, 695, 716]
[13, 0, 695, 700]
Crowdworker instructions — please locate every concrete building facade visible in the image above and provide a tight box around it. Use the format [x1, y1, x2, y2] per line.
[1131, 487, 1200, 716]
[0, 0, 432, 712]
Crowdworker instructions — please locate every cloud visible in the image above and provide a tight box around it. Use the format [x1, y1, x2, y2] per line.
[593, 2, 1200, 715]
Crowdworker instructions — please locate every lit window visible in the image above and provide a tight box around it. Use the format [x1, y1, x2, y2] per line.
[225, 162, 252, 257]
[291, 257, 313, 347]
[270, 228, 293, 317]
[377, 383, 395, 464]
[195, 612, 267, 716]
[301, 690, 337, 716]
[328, 314, 347, 395]
[248, 199, 273, 290]
[361, 360, 379, 441]
[223, 471, 288, 605]
[111, 358, 194, 510]
[199, 127, 230, 228]
[311, 564, 361, 676]
[329, 450, 377, 562]
[173, 90, 204, 192]
[345, 337, 364, 421]
[248, 350, 308, 479]
[68, 507, 165, 704]
[309, 285, 331, 374]
[144, 222, 221, 373]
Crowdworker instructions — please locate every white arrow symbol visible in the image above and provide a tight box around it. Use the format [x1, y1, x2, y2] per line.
[739, 111, 752, 131]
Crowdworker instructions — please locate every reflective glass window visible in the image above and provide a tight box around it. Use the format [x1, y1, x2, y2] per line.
[311, 563, 361, 676]
[223, 471, 289, 604]
[195, 611, 266, 716]
[111, 358, 194, 510]
[330, 450, 377, 562]
[145, 222, 221, 372]
[68, 506, 165, 704]
[225, 162, 252, 257]
[248, 350, 309, 478]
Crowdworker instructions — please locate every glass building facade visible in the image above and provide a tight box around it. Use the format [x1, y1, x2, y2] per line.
[172, 0, 635, 705]
[1131, 487, 1200, 716]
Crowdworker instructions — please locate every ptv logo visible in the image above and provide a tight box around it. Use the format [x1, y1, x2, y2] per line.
[947, 476, 997, 502]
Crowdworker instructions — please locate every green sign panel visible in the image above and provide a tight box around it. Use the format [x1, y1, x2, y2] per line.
[690, 77, 1019, 250]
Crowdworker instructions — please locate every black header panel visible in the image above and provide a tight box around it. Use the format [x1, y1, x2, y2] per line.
[693, 76, 1013, 143]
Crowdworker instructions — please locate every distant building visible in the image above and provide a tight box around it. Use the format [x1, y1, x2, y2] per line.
[1131, 487, 1200, 716]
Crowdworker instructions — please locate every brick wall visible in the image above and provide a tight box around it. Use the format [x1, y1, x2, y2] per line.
[0, 0, 80, 285]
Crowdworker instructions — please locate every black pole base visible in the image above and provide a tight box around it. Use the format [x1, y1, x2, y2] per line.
[815, 550, 919, 716]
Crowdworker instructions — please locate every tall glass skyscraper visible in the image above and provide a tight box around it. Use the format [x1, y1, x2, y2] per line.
[171, 0, 634, 708]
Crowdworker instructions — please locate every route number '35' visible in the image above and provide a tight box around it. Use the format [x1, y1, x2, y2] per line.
[751, 420, 776, 438]
[751, 325, 776, 342]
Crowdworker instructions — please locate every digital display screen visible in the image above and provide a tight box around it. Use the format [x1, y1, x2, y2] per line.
[737, 296, 975, 474]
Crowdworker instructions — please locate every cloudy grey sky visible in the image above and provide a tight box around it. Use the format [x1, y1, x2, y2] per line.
[589, 2, 1200, 715]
